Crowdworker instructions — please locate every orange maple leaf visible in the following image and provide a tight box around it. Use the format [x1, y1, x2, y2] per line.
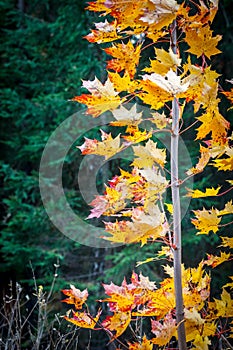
[84, 20, 122, 43]
[62, 285, 88, 310]
[102, 311, 131, 338]
[64, 309, 101, 329]
[222, 88, 233, 109]
[105, 41, 141, 79]
[72, 77, 122, 117]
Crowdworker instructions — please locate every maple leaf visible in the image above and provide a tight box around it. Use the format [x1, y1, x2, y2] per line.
[78, 131, 123, 160]
[132, 140, 167, 168]
[208, 288, 233, 319]
[186, 145, 210, 175]
[123, 125, 152, 144]
[102, 311, 131, 338]
[110, 104, 142, 127]
[185, 186, 221, 198]
[139, 79, 173, 109]
[185, 26, 221, 59]
[88, 185, 126, 219]
[204, 252, 231, 268]
[64, 309, 101, 329]
[157, 246, 173, 260]
[223, 276, 233, 289]
[86, 1, 112, 15]
[62, 286, 88, 310]
[151, 111, 168, 129]
[144, 48, 181, 75]
[191, 208, 221, 235]
[222, 88, 233, 109]
[72, 77, 121, 117]
[128, 335, 153, 350]
[212, 147, 233, 171]
[180, 0, 219, 31]
[196, 107, 229, 144]
[103, 204, 166, 246]
[84, 20, 122, 43]
[138, 168, 168, 199]
[108, 71, 138, 94]
[143, 69, 189, 96]
[184, 308, 216, 343]
[182, 62, 220, 112]
[105, 41, 141, 79]
[192, 335, 211, 350]
[220, 236, 233, 249]
[151, 312, 177, 346]
[140, 0, 179, 30]
[219, 200, 233, 215]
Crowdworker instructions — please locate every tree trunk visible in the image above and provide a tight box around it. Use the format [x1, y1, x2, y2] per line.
[170, 20, 187, 350]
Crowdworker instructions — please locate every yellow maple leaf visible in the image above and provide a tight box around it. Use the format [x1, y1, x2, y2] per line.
[128, 335, 153, 350]
[139, 79, 172, 109]
[223, 276, 233, 289]
[186, 145, 210, 175]
[144, 48, 181, 75]
[196, 107, 229, 144]
[72, 77, 122, 117]
[108, 71, 138, 94]
[220, 236, 233, 249]
[123, 125, 152, 144]
[132, 140, 166, 168]
[204, 252, 231, 268]
[184, 308, 216, 343]
[191, 208, 221, 235]
[105, 41, 141, 79]
[192, 335, 211, 350]
[219, 200, 233, 215]
[151, 111, 168, 129]
[209, 289, 233, 318]
[84, 20, 122, 43]
[78, 132, 123, 160]
[111, 104, 142, 127]
[103, 204, 165, 246]
[212, 147, 233, 171]
[185, 186, 221, 198]
[182, 62, 220, 112]
[86, 1, 112, 15]
[140, 0, 179, 31]
[185, 26, 222, 59]
[102, 311, 131, 338]
[143, 69, 189, 95]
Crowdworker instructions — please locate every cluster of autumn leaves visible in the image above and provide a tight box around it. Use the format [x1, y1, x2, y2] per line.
[63, 265, 233, 348]
[62, 0, 233, 348]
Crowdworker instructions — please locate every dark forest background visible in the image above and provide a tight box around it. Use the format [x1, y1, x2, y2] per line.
[0, 0, 233, 348]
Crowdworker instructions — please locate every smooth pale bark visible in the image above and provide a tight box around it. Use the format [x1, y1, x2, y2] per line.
[170, 20, 187, 350]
